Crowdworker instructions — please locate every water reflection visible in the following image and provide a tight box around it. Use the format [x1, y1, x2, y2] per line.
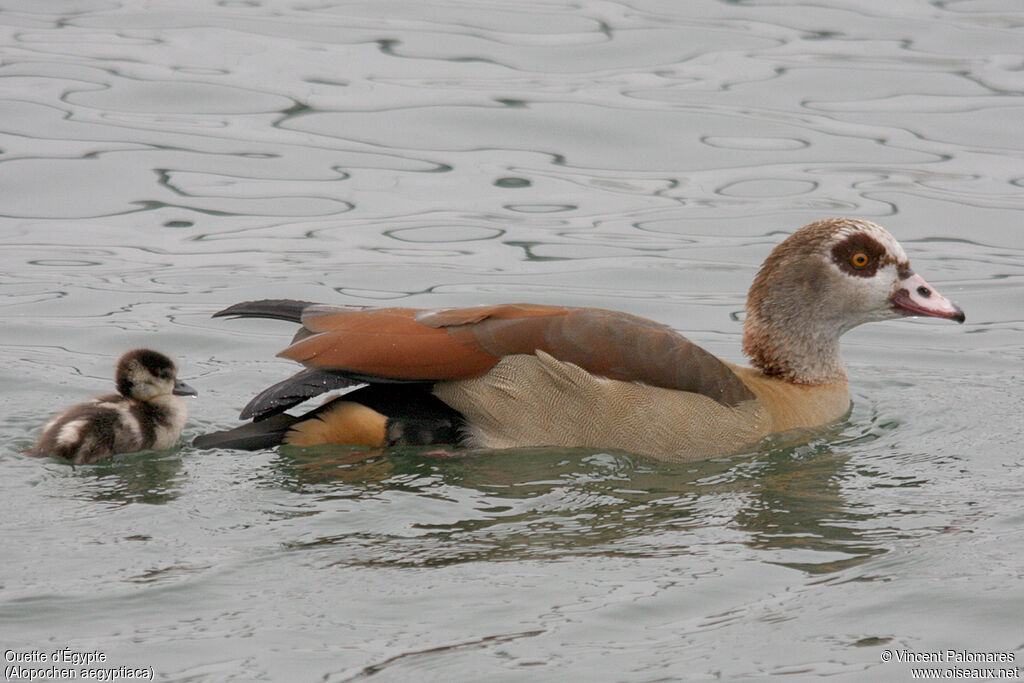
[266, 429, 889, 574]
[733, 449, 886, 574]
[71, 451, 186, 505]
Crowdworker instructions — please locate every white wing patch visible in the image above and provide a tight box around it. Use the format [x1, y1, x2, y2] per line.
[56, 418, 87, 447]
[112, 403, 144, 447]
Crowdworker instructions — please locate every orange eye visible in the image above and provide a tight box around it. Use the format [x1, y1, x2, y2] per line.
[851, 253, 870, 268]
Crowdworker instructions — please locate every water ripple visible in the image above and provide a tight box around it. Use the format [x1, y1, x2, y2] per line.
[1, 1, 1022, 680]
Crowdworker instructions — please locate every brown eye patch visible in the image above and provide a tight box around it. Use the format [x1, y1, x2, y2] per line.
[831, 232, 888, 277]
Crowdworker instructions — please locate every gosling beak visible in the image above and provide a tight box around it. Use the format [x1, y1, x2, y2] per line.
[892, 271, 965, 323]
[173, 379, 199, 397]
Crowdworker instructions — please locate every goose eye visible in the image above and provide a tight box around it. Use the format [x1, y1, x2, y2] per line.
[851, 253, 870, 268]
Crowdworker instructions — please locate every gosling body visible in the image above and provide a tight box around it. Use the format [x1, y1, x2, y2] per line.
[26, 349, 197, 464]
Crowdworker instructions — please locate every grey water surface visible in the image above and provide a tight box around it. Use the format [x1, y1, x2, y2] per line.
[1, 1, 1022, 681]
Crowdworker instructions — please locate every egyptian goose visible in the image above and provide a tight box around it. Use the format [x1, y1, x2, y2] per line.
[26, 349, 197, 464]
[193, 218, 964, 461]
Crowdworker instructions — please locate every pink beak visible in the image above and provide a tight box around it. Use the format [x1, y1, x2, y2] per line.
[892, 271, 965, 323]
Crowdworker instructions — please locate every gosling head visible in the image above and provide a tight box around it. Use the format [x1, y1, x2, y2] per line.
[115, 349, 197, 401]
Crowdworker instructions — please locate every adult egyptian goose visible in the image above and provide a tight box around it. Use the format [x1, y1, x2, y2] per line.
[193, 218, 964, 461]
[26, 349, 197, 465]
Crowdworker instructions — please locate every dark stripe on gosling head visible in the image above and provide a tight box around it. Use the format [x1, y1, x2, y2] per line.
[115, 349, 177, 397]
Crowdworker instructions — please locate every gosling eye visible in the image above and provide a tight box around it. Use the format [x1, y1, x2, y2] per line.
[850, 252, 870, 269]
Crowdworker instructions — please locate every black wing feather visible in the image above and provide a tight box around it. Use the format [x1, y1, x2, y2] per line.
[192, 413, 298, 450]
[213, 299, 317, 322]
[240, 368, 363, 420]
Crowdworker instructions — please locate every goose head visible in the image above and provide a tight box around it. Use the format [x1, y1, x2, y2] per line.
[742, 218, 964, 384]
[115, 349, 197, 401]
